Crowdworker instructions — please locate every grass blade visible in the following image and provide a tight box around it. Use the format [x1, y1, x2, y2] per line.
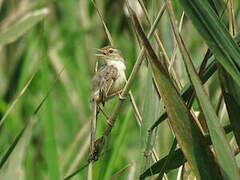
[154, 138, 177, 179]
[178, 0, 240, 88]
[140, 148, 185, 179]
[140, 66, 160, 171]
[0, 8, 49, 46]
[64, 163, 89, 180]
[130, 7, 223, 180]
[0, 66, 63, 172]
[150, 31, 240, 130]
[0, 127, 26, 169]
[141, 124, 233, 178]
[0, 71, 37, 127]
[41, 56, 61, 180]
[0, 118, 36, 180]
[103, 109, 133, 180]
[219, 68, 240, 146]
[150, 58, 217, 130]
[166, 0, 239, 179]
[108, 164, 132, 180]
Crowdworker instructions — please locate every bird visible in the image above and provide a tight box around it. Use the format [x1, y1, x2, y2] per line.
[92, 46, 126, 107]
[88, 46, 126, 162]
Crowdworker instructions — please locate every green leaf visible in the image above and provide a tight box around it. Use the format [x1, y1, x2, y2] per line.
[0, 127, 26, 169]
[154, 138, 177, 179]
[103, 109, 133, 180]
[150, 58, 217, 130]
[41, 55, 61, 180]
[0, 66, 61, 173]
[137, 65, 162, 174]
[178, 0, 240, 90]
[141, 66, 156, 146]
[140, 147, 185, 179]
[141, 124, 232, 178]
[0, 117, 36, 180]
[150, 31, 240, 131]
[0, 71, 37, 127]
[63, 164, 89, 180]
[219, 68, 240, 146]
[108, 163, 132, 180]
[130, 8, 223, 180]
[0, 8, 49, 46]
[166, 1, 239, 179]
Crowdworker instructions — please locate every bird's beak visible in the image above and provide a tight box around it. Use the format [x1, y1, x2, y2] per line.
[95, 48, 108, 58]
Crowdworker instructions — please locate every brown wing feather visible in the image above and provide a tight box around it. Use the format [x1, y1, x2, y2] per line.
[92, 65, 118, 105]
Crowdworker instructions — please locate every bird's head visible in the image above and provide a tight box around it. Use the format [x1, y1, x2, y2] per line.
[95, 46, 123, 62]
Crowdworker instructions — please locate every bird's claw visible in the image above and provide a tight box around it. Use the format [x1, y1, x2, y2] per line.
[118, 94, 126, 100]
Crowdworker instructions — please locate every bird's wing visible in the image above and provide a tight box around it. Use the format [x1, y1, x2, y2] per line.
[92, 65, 118, 105]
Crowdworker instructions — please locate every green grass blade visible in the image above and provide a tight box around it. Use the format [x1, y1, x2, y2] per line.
[91, 0, 114, 46]
[0, 127, 26, 169]
[219, 68, 240, 146]
[178, 0, 240, 88]
[41, 59, 61, 180]
[166, 1, 239, 179]
[140, 148, 185, 179]
[151, 31, 240, 130]
[140, 66, 160, 171]
[0, 8, 49, 46]
[154, 138, 177, 179]
[103, 109, 133, 180]
[63, 163, 89, 180]
[130, 7, 223, 180]
[0, 118, 36, 180]
[235, 32, 240, 43]
[0, 66, 62, 173]
[141, 124, 233, 178]
[108, 164, 132, 180]
[150, 58, 217, 130]
[0, 71, 37, 127]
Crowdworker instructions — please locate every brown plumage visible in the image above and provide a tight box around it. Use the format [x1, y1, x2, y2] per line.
[91, 64, 118, 106]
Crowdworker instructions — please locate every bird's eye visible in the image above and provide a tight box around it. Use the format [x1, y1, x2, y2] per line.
[108, 49, 113, 53]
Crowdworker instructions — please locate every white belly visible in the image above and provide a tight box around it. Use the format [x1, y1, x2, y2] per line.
[110, 70, 126, 94]
[107, 60, 126, 94]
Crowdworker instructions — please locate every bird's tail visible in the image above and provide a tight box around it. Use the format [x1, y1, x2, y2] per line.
[89, 100, 97, 160]
[88, 100, 97, 180]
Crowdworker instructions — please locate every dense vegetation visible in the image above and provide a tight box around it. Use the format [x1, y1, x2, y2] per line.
[0, 0, 240, 179]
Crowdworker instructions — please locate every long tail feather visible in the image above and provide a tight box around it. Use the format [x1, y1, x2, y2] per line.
[88, 100, 97, 180]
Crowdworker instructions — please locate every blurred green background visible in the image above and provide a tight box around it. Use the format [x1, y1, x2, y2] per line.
[0, 0, 239, 180]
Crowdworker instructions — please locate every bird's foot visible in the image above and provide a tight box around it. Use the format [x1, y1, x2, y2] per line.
[118, 93, 126, 100]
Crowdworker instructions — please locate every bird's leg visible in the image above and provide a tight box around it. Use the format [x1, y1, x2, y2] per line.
[97, 104, 109, 119]
[118, 92, 126, 100]
[106, 91, 119, 99]
[107, 90, 126, 100]
[97, 104, 113, 127]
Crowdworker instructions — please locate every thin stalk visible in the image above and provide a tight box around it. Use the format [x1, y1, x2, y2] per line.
[48, 45, 88, 122]
[0, 70, 37, 127]
[138, 0, 182, 88]
[103, 1, 166, 137]
[62, 122, 90, 172]
[65, 136, 90, 177]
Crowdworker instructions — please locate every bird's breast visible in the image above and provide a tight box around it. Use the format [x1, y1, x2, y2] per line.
[109, 69, 126, 94]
